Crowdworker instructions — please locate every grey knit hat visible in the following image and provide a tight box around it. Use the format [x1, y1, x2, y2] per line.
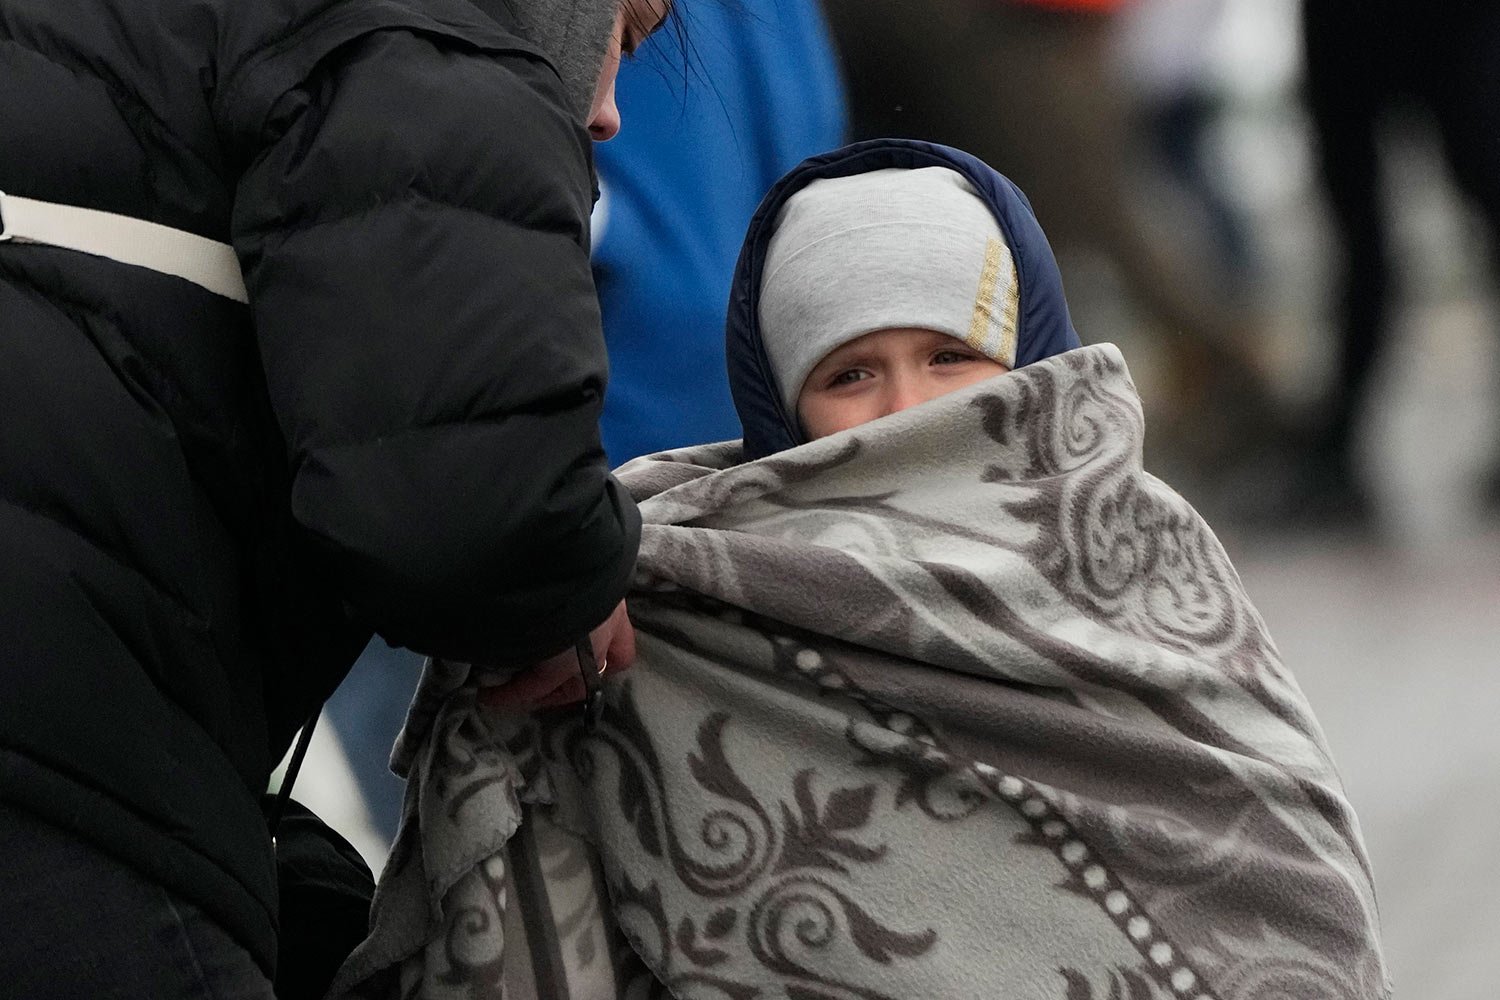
[472, 0, 619, 124]
[758, 167, 1021, 414]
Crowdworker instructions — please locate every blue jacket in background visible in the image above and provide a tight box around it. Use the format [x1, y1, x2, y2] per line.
[726, 139, 1086, 459]
[592, 0, 847, 465]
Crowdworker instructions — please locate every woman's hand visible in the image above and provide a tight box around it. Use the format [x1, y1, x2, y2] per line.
[477, 600, 635, 711]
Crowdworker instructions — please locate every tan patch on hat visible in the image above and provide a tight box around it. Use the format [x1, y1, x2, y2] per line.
[999, 247, 1020, 366]
[966, 237, 1020, 367]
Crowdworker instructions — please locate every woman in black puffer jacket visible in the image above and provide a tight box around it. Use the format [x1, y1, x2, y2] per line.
[0, 0, 667, 994]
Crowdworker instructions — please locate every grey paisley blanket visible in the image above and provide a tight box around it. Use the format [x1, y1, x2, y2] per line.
[329, 344, 1390, 1000]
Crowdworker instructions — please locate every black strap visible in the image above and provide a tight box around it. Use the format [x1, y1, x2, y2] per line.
[268, 710, 320, 837]
[576, 641, 604, 733]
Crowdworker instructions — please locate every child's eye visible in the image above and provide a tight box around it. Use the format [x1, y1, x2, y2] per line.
[829, 369, 871, 386]
[932, 350, 978, 365]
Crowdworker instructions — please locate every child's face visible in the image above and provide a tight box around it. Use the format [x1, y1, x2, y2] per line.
[796, 327, 1009, 440]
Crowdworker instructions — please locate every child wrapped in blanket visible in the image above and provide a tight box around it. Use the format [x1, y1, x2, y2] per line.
[334, 141, 1389, 1000]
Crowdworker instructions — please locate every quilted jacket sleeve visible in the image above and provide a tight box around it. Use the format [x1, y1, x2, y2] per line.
[225, 11, 639, 664]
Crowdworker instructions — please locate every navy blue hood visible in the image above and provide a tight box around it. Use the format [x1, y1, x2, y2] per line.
[727, 139, 1083, 459]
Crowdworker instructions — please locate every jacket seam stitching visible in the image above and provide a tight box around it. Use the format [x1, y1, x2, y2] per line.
[0, 745, 277, 926]
[0, 36, 221, 200]
[0, 495, 214, 634]
[250, 186, 585, 254]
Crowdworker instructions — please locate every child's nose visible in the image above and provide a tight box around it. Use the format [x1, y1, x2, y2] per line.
[884, 376, 933, 416]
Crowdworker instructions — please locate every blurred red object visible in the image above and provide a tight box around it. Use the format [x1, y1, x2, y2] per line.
[1011, 0, 1129, 12]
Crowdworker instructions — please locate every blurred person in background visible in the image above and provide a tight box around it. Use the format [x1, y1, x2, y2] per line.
[0, 0, 664, 995]
[820, 0, 1282, 466]
[1118, 0, 1258, 308]
[1299, 0, 1500, 523]
[327, 0, 848, 847]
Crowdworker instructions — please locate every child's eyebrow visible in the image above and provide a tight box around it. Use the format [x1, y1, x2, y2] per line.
[815, 350, 875, 374]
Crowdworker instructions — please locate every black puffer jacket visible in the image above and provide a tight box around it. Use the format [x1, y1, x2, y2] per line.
[0, 0, 638, 973]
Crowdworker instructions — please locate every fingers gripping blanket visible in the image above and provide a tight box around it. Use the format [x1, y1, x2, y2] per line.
[329, 345, 1389, 1000]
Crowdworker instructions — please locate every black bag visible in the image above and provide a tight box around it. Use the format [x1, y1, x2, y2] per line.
[264, 715, 376, 1000]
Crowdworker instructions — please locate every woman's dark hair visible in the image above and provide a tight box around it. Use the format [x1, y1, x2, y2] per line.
[635, 0, 743, 126]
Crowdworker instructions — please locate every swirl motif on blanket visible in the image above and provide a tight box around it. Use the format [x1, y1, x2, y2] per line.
[554, 686, 939, 1000]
